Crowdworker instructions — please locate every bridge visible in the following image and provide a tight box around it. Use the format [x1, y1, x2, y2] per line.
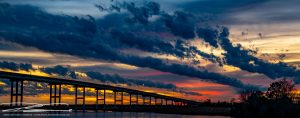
[0, 71, 205, 114]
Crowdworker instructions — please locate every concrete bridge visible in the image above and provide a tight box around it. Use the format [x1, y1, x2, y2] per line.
[0, 71, 202, 112]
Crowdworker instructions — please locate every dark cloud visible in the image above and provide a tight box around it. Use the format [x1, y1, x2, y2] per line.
[221, 0, 300, 25]
[111, 29, 199, 59]
[0, 60, 76, 78]
[86, 71, 177, 90]
[190, 46, 223, 65]
[161, 11, 196, 39]
[69, 71, 77, 79]
[0, 61, 33, 71]
[180, 0, 268, 14]
[0, 61, 18, 71]
[94, 2, 216, 64]
[95, 1, 160, 25]
[180, 0, 300, 25]
[110, 29, 175, 55]
[123, 1, 160, 24]
[110, 29, 220, 63]
[106, 24, 221, 65]
[97, 1, 196, 39]
[196, 28, 219, 48]
[99, 2, 300, 86]
[218, 27, 300, 79]
[0, 3, 258, 90]
[195, 26, 300, 83]
[96, 13, 127, 30]
[95, 2, 219, 64]
[41, 65, 71, 77]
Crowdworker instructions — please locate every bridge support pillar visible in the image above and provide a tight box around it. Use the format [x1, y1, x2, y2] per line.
[142, 96, 151, 105]
[166, 99, 168, 105]
[10, 80, 24, 107]
[142, 95, 145, 105]
[136, 94, 138, 105]
[113, 91, 123, 105]
[121, 92, 123, 105]
[129, 93, 132, 105]
[164, 99, 167, 105]
[49, 84, 61, 106]
[155, 98, 163, 105]
[96, 89, 106, 110]
[75, 86, 85, 111]
[129, 94, 138, 105]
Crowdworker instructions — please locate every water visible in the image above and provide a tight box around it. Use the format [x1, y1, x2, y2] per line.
[1, 112, 230, 118]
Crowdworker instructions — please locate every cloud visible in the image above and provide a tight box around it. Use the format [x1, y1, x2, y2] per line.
[1, 0, 103, 17]
[219, 27, 300, 79]
[123, 1, 160, 24]
[1, 0, 300, 100]
[161, 11, 196, 39]
[0, 3, 258, 90]
[0, 61, 33, 71]
[111, 29, 211, 60]
[94, 1, 218, 63]
[122, 56, 259, 90]
[196, 27, 219, 48]
[180, 0, 268, 14]
[0, 60, 76, 78]
[110, 29, 176, 55]
[86, 71, 177, 90]
[97, 1, 196, 39]
[0, 61, 203, 95]
[219, 0, 300, 25]
[41, 65, 71, 77]
[179, 0, 300, 26]
[5, 0, 300, 25]
[195, 26, 300, 83]
[0, 60, 177, 89]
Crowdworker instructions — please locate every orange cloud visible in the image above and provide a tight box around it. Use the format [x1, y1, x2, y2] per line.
[174, 80, 226, 88]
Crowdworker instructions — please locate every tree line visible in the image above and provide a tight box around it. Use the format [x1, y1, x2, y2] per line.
[233, 79, 300, 117]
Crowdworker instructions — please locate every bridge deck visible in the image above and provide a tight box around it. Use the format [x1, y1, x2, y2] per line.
[0, 71, 200, 104]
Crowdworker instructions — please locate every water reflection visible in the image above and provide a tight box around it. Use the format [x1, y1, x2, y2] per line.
[1, 112, 230, 118]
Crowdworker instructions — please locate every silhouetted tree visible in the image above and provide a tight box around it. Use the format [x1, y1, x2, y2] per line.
[240, 90, 263, 102]
[234, 79, 300, 117]
[204, 99, 211, 103]
[266, 79, 294, 100]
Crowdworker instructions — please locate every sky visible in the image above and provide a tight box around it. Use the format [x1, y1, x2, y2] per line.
[0, 0, 300, 102]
